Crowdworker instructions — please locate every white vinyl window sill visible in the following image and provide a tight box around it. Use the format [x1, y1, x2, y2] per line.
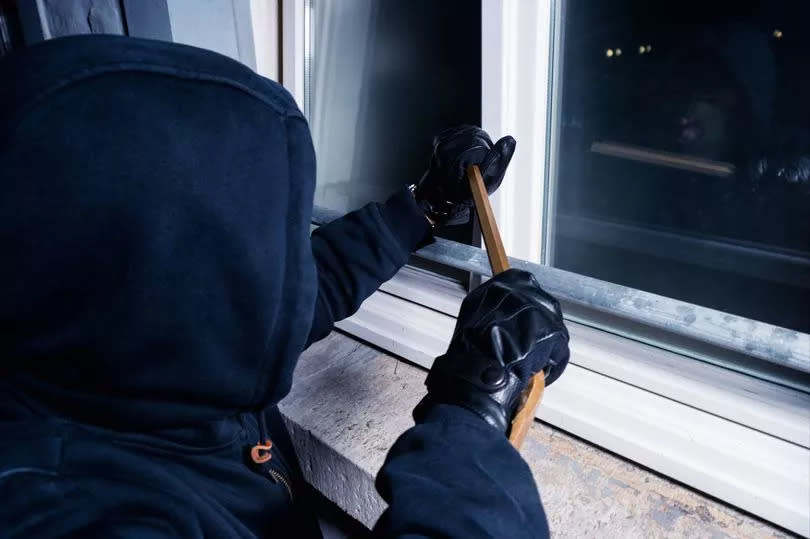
[336, 266, 810, 536]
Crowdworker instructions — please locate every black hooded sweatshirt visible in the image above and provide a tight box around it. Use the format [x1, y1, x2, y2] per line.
[0, 35, 549, 538]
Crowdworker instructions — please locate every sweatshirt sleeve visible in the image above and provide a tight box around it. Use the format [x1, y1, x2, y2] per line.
[373, 404, 550, 539]
[307, 187, 432, 346]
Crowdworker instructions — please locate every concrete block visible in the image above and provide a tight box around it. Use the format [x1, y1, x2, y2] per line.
[280, 333, 425, 528]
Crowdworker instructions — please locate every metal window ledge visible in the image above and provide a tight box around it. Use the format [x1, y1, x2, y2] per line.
[313, 205, 810, 376]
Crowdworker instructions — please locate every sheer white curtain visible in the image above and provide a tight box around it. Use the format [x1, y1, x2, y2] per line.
[310, 0, 376, 213]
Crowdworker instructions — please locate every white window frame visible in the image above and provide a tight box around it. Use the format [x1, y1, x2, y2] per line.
[273, 1, 810, 534]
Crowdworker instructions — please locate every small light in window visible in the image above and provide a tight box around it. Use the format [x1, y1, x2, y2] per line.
[645, 44, 652, 53]
[615, 48, 622, 56]
[638, 45, 646, 54]
[773, 29, 783, 39]
[606, 48, 614, 58]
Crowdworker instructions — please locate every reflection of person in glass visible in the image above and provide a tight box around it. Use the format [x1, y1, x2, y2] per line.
[0, 36, 570, 537]
[672, 22, 808, 248]
[674, 24, 772, 164]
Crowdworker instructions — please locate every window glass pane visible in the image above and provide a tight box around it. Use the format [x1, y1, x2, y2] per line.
[552, 0, 809, 332]
[307, 0, 481, 273]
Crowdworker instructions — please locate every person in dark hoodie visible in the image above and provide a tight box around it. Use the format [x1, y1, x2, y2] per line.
[0, 35, 570, 538]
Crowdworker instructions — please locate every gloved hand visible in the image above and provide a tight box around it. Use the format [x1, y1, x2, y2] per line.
[414, 269, 570, 434]
[413, 125, 516, 226]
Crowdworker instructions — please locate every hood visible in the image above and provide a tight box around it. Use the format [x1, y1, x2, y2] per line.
[0, 35, 318, 429]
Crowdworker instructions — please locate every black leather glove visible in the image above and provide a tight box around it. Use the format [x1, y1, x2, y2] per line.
[413, 125, 516, 226]
[414, 269, 570, 434]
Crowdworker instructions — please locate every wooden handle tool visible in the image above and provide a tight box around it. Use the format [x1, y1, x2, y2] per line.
[467, 165, 545, 449]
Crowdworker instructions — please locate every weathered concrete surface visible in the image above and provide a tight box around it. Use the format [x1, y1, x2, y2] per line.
[280, 332, 794, 538]
[280, 335, 421, 528]
[521, 424, 792, 538]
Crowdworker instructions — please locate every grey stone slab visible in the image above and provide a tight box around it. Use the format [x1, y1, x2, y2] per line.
[280, 332, 791, 538]
[281, 333, 425, 528]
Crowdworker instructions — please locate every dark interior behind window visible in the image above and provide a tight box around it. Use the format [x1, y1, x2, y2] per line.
[552, 0, 809, 331]
[309, 0, 481, 283]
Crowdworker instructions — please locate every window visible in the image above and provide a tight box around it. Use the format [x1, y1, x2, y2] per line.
[550, 0, 809, 334]
[308, 0, 480, 214]
[470, 0, 809, 385]
[291, 0, 809, 534]
[307, 0, 481, 282]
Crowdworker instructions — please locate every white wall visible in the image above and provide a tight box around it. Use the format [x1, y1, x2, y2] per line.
[166, 0, 257, 71]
